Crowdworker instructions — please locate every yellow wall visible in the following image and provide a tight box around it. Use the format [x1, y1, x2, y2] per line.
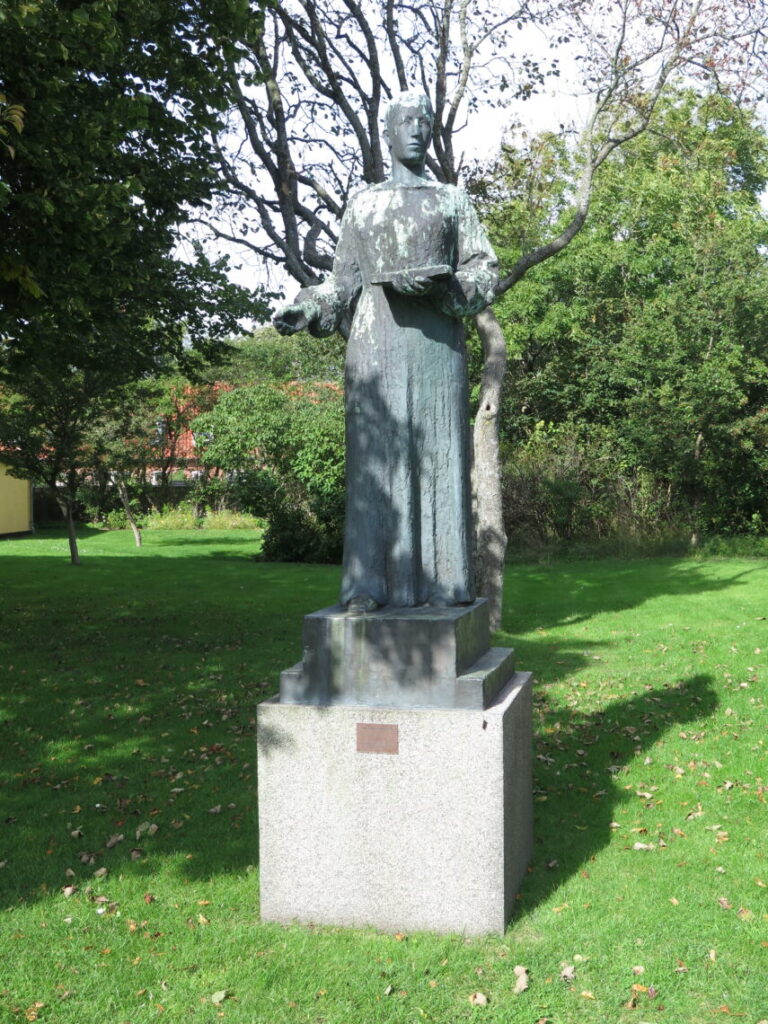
[0, 463, 33, 535]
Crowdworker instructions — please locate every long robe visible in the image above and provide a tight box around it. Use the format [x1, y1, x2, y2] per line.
[297, 179, 498, 608]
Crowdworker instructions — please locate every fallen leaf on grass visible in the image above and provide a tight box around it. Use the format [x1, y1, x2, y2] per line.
[61, 885, 77, 898]
[560, 964, 576, 982]
[580, 990, 595, 999]
[24, 1003, 45, 1022]
[105, 834, 124, 849]
[736, 907, 753, 921]
[469, 992, 488, 1006]
[718, 898, 733, 910]
[632, 842, 655, 851]
[210, 991, 228, 1005]
[632, 966, 645, 975]
[513, 965, 529, 994]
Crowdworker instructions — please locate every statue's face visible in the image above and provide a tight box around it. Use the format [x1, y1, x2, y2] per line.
[386, 104, 432, 168]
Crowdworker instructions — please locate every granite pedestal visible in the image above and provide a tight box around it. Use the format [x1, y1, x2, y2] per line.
[258, 670, 533, 935]
[258, 599, 533, 935]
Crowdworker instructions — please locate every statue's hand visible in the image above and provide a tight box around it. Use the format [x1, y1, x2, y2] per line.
[273, 304, 310, 336]
[389, 271, 433, 297]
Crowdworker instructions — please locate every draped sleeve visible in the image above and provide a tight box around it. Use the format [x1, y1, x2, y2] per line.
[292, 198, 364, 337]
[437, 187, 498, 318]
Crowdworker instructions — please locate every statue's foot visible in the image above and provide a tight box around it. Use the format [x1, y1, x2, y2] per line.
[346, 595, 380, 616]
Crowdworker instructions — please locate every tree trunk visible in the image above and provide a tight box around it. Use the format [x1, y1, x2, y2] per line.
[472, 306, 508, 630]
[56, 491, 81, 565]
[116, 473, 142, 548]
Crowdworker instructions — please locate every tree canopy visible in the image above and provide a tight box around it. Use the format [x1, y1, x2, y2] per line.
[489, 91, 768, 542]
[0, 0, 267, 562]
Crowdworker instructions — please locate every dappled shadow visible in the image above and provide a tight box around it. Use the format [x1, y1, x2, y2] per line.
[0, 535, 728, 919]
[502, 557, 759, 636]
[0, 547, 340, 907]
[148, 533, 263, 549]
[496, 557, 763, 690]
[516, 672, 718, 915]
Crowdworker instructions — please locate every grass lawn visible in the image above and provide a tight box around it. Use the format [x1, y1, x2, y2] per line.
[0, 527, 766, 1024]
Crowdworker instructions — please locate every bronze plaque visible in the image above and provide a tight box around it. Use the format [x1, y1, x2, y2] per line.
[356, 722, 399, 754]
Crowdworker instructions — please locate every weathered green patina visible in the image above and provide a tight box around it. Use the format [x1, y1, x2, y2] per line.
[275, 91, 498, 612]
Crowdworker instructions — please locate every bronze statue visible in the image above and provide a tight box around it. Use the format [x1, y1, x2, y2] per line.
[274, 91, 498, 614]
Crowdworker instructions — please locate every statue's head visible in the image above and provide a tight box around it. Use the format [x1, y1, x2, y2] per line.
[383, 90, 434, 169]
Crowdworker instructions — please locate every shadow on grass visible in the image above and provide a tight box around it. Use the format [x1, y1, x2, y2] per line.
[497, 556, 762, 689]
[518, 672, 718, 914]
[502, 556, 759, 635]
[146, 533, 263, 548]
[0, 548, 341, 907]
[0, 543, 730, 911]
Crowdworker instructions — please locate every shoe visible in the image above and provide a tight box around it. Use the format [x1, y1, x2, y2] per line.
[346, 595, 380, 616]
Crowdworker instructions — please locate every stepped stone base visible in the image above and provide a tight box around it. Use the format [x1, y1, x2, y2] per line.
[280, 598, 515, 710]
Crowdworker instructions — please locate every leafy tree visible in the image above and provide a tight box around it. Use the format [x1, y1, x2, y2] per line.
[194, 381, 346, 562]
[211, 326, 345, 388]
[79, 373, 223, 543]
[492, 91, 768, 543]
[0, 0, 267, 562]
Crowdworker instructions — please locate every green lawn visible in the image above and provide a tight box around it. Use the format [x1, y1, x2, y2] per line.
[0, 528, 766, 1023]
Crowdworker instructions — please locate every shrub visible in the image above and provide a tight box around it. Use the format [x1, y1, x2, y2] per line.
[143, 503, 202, 530]
[501, 421, 681, 549]
[194, 382, 345, 562]
[201, 510, 264, 530]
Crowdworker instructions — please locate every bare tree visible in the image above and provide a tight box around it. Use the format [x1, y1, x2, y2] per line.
[209, 0, 768, 627]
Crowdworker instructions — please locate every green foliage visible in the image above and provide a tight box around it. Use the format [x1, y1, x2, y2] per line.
[0, 0, 265, 364]
[489, 91, 768, 542]
[195, 381, 346, 562]
[142, 503, 204, 530]
[213, 326, 346, 387]
[502, 421, 685, 554]
[0, 0, 267, 559]
[140, 502, 262, 530]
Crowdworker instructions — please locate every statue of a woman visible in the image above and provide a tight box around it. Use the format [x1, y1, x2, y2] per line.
[274, 91, 498, 614]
